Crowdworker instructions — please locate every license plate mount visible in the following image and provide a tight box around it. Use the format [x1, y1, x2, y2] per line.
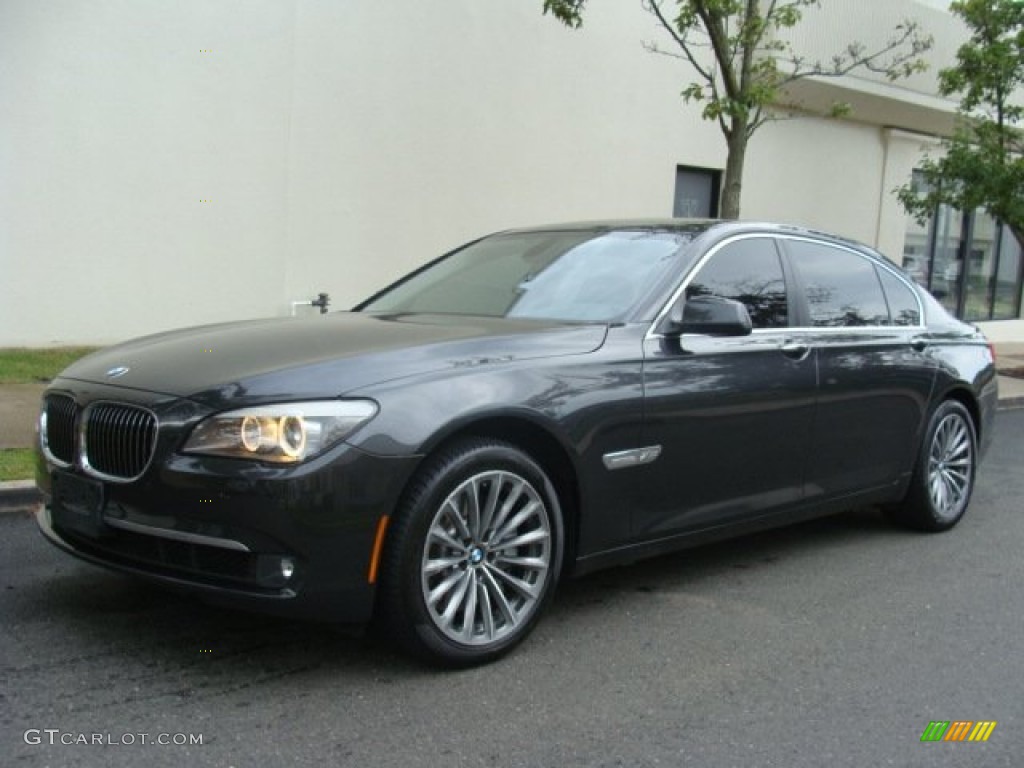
[51, 471, 109, 539]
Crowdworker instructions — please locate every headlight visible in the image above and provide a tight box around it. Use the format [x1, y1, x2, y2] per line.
[182, 400, 378, 463]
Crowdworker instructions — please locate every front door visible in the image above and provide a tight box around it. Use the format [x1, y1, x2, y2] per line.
[634, 235, 816, 539]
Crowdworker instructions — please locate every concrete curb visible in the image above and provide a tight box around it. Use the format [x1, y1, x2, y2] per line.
[0, 480, 40, 512]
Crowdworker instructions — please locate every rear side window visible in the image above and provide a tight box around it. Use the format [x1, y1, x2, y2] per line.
[877, 267, 922, 326]
[786, 240, 890, 327]
[686, 237, 788, 328]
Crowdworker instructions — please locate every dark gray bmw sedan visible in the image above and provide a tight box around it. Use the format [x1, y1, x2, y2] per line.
[35, 220, 998, 666]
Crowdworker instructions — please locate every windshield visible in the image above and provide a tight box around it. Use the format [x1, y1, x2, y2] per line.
[358, 230, 689, 323]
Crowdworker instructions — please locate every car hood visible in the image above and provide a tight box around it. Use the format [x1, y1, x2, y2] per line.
[55, 312, 608, 407]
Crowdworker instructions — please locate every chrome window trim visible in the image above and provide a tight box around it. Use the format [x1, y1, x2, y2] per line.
[79, 401, 160, 484]
[781, 234, 926, 332]
[751, 326, 919, 335]
[646, 232, 927, 341]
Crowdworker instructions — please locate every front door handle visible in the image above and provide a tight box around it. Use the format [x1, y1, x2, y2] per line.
[780, 341, 810, 360]
[911, 336, 928, 352]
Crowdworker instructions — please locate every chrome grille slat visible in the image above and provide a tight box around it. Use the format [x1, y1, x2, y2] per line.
[129, 410, 139, 478]
[108, 408, 117, 475]
[131, 411, 141, 479]
[122, 410, 132, 477]
[136, 410, 148, 476]
[82, 403, 157, 481]
[114, 408, 122, 475]
[98, 407, 109, 472]
[42, 393, 76, 466]
[43, 394, 77, 465]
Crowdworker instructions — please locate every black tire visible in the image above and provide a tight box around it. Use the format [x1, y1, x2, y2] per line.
[889, 399, 978, 532]
[377, 438, 564, 667]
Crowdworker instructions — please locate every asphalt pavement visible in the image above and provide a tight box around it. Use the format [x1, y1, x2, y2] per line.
[2, 410, 1024, 767]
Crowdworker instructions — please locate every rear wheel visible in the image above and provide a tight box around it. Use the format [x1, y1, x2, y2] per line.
[889, 399, 977, 532]
[378, 438, 564, 666]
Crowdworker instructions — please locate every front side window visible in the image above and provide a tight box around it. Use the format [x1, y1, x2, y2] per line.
[686, 237, 788, 329]
[787, 241, 890, 327]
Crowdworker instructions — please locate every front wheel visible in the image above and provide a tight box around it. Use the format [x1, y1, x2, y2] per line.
[889, 399, 978, 532]
[378, 439, 564, 666]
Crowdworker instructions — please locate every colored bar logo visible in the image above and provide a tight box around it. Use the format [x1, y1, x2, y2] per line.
[921, 721, 997, 742]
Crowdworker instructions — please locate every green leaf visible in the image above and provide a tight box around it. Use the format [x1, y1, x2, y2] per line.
[897, 0, 1024, 236]
[542, 0, 586, 28]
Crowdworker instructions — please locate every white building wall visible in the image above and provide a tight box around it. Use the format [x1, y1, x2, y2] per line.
[742, 116, 887, 248]
[782, 0, 966, 98]
[2, 0, 1015, 346]
[0, 1, 300, 345]
[1, 0, 727, 346]
[279, 0, 726, 311]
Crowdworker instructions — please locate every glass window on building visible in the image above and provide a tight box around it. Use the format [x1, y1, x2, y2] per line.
[900, 171, 1024, 321]
[901, 171, 935, 289]
[963, 211, 999, 321]
[994, 226, 1023, 320]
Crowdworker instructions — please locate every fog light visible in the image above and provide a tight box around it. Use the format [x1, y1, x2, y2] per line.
[280, 557, 295, 581]
[255, 554, 298, 588]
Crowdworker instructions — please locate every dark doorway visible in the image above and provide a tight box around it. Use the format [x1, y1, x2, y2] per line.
[673, 166, 721, 219]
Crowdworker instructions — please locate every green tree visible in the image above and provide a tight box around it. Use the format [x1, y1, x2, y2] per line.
[543, 0, 932, 219]
[897, 0, 1024, 244]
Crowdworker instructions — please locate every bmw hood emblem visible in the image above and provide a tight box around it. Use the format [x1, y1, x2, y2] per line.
[105, 366, 130, 379]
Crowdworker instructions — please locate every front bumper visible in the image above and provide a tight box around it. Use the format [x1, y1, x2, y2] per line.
[35, 443, 421, 623]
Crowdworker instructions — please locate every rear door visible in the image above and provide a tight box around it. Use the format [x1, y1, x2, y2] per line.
[779, 236, 936, 500]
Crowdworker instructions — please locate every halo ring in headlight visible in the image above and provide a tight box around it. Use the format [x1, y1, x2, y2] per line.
[279, 415, 306, 458]
[183, 399, 377, 463]
[240, 416, 262, 452]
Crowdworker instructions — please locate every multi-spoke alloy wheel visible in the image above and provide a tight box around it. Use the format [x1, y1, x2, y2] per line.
[890, 400, 977, 532]
[379, 439, 563, 666]
[927, 410, 974, 522]
[421, 470, 552, 646]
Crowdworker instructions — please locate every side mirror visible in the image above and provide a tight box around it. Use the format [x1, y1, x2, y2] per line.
[657, 295, 753, 337]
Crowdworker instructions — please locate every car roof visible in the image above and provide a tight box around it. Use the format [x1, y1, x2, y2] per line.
[500, 218, 719, 234]
[498, 219, 878, 253]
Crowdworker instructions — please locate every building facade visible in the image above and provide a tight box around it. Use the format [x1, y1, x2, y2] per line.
[2, 0, 1021, 345]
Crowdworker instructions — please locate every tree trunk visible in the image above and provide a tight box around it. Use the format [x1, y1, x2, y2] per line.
[720, 128, 748, 220]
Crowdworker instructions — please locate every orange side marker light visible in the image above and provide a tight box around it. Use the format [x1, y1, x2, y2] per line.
[367, 515, 391, 584]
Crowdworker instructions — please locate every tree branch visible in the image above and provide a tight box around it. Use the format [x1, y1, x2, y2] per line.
[749, 104, 767, 135]
[739, 0, 760, 94]
[694, 3, 741, 100]
[644, 0, 714, 83]
[775, 22, 927, 87]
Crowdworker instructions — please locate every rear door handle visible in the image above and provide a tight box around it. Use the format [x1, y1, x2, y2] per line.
[780, 341, 810, 360]
[911, 336, 928, 352]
